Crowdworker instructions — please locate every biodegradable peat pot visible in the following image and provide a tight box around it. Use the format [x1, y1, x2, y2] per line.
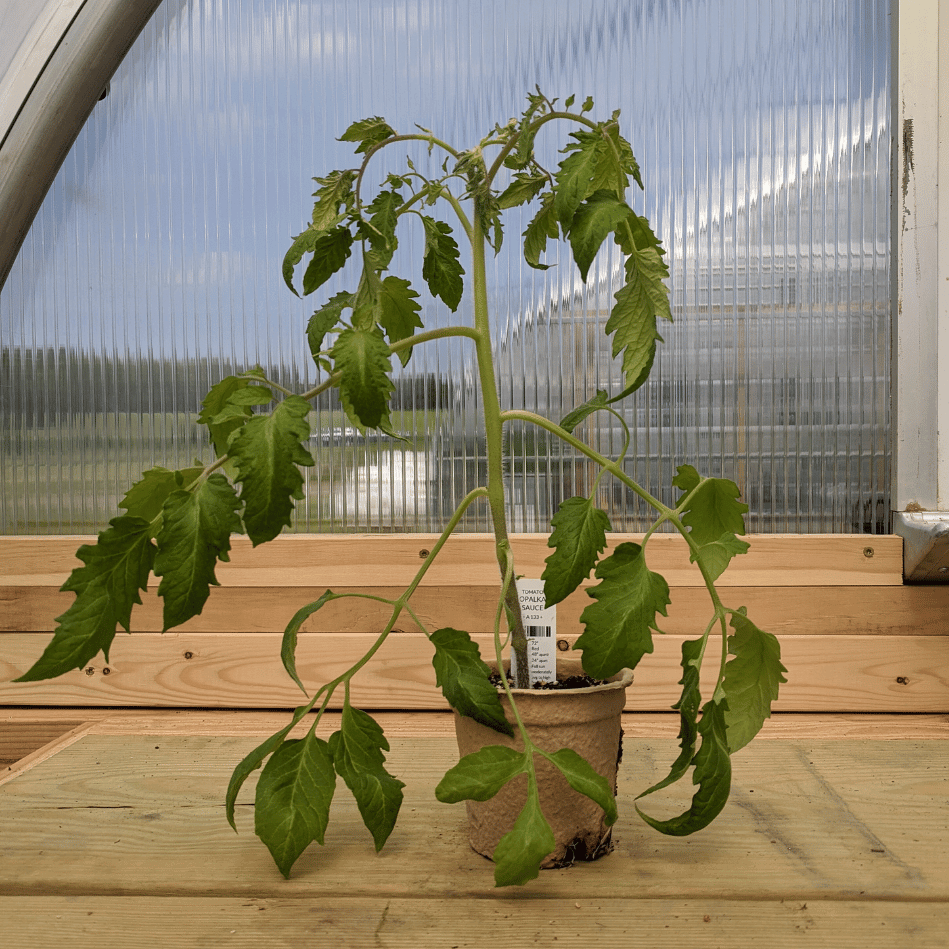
[453, 659, 634, 868]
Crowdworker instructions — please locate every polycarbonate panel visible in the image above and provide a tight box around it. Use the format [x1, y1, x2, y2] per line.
[0, 0, 890, 534]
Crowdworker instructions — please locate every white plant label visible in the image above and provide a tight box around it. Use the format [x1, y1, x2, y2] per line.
[511, 579, 557, 683]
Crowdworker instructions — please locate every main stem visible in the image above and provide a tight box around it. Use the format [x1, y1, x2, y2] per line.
[470, 213, 530, 687]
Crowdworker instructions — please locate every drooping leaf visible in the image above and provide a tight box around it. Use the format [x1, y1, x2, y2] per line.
[359, 189, 403, 267]
[281, 590, 337, 693]
[636, 698, 732, 836]
[420, 217, 465, 310]
[575, 542, 670, 678]
[332, 325, 394, 430]
[154, 474, 243, 631]
[553, 130, 606, 228]
[430, 628, 513, 736]
[15, 516, 156, 680]
[543, 748, 617, 825]
[590, 121, 642, 194]
[310, 168, 358, 231]
[375, 276, 423, 366]
[635, 638, 704, 800]
[338, 116, 396, 154]
[491, 787, 556, 887]
[435, 745, 527, 804]
[496, 173, 548, 210]
[605, 261, 666, 393]
[225, 704, 312, 830]
[689, 532, 751, 583]
[677, 472, 749, 546]
[567, 190, 631, 282]
[559, 390, 610, 434]
[229, 396, 314, 546]
[542, 496, 611, 606]
[254, 734, 337, 878]
[722, 611, 787, 753]
[118, 466, 204, 523]
[522, 192, 559, 270]
[302, 226, 354, 296]
[306, 291, 353, 362]
[329, 706, 405, 851]
[197, 376, 262, 459]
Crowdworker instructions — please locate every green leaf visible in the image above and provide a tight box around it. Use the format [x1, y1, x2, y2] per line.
[492, 787, 555, 887]
[310, 168, 358, 230]
[225, 705, 312, 830]
[420, 217, 465, 310]
[522, 193, 559, 270]
[281, 590, 337, 693]
[338, 116, 396, 154]
[636, 698, 732, 836]
[375, 276, 423, 366]
[435, 745, 527, 803]
[635, 638, 703, 800]
[722, 612, 787, 753]
[359, 189, 404, 268]
[307, 291, 353, 362]
[154, 474, 243, 631]
[197, 376, 259, 459]
[567, 190, 631, 282]
[689, 532, 751, 583]
[15, 516, 156, 680]
[430, 628, 513, 736]
[678, 474, 749, 546]
[332, 325, 395, 430]
[542, 496, 611, 606]
[118, 466, 204, 523]
[496, 173, 548, 210]
[554, 130, 605, 227]
[605, 264, 666, 393]
[329, 706, 405, 851]
[230, 396, 314, 546]
[254, 734, 336, 878]
[302, 226, 354, 296]
[543, 748, 617, 825]
[575, 542, 669, 678]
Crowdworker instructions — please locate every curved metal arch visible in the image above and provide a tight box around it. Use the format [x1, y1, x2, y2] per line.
[0, 0, 162, 290]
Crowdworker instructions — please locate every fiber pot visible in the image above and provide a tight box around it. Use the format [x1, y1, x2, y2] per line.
[452, 658, 634, 868]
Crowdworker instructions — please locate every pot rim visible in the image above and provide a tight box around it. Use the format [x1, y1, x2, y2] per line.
[491, 659, 634, 696]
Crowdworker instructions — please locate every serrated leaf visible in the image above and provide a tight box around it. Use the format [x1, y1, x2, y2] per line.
[430, 628, 513, 736]
[421, 217, 464, 310]
[359, 189, 403, 268]
[154, 474, 243, 631]
[543, 748, 617, 825]
[15, 516, 156, 680]
[672, 464, 701, 493]
[567, 190, 631, 282]
[722, 612, 787, 752]
[302, 226, 354, 296]
[542, 496, 611, 606]
[375, 276, 422, 366]
[329, 706, 405, 851]
[635, 638, 703, 800]
[230, 396, 314, 546]
[605, 264, 666, 393]
[332, 325, 394, 429]
[338, 116, 396, 154]
[307, 291, 353, 362]
[636, 698, 732, 836]
[254, 734, 336, 878]
[197, 376, 257, 459]
[690, 532, 751, 583]
[496, 173, 548, 210]
[554, 130, 605, 227]
[310, 168, 358, 231]
[281, 590, 337, 693]
[678, 476, 749, 546]
[492, 788, 555, 887]
[575, 542, 669, 678]
[522, 193, 559, 270]
[435, 745, 527, 803]
[225, 705, 312, 830]
[118, 466, 203, 523]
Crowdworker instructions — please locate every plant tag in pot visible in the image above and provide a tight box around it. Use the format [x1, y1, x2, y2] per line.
[512, 579, 557, 683]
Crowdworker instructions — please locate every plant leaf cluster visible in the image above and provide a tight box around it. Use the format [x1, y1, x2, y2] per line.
[16, 90, 786, 888]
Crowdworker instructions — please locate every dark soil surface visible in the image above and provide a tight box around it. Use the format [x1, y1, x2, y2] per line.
[489, 672, 611, 690]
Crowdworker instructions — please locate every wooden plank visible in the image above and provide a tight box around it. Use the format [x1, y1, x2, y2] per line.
[1, 736, 947, 903]
[5, 580, 945, 636]
[4, 896, 948, 949]
[0, 720, 83, 769]
[2, 631, 948, 710]
[0, 533, 903, 587]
